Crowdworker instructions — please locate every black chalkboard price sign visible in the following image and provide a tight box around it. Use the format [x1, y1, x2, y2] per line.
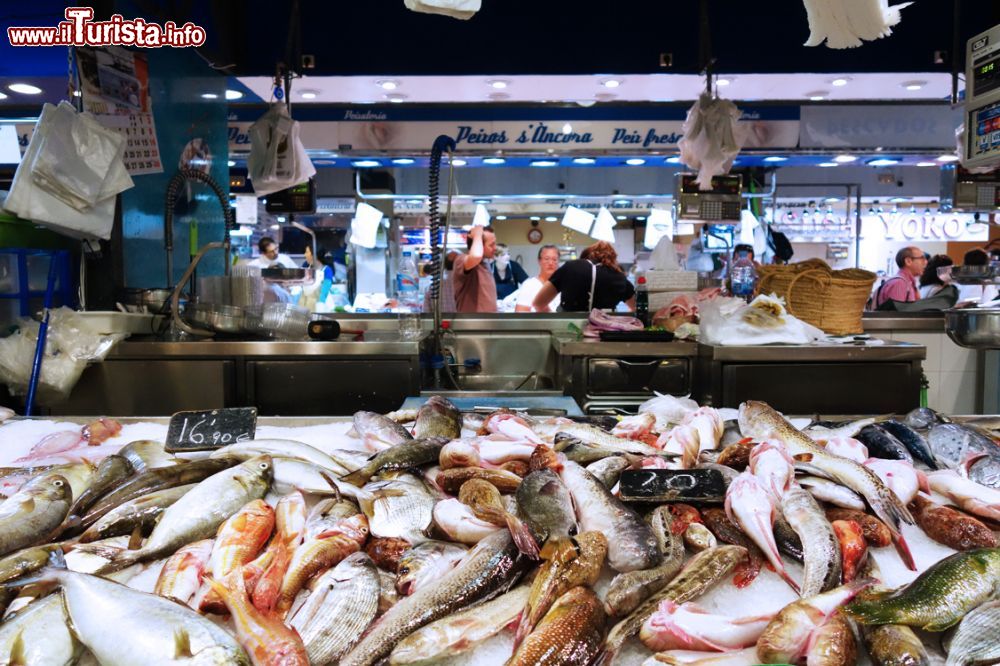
[165, 408, 258, 452]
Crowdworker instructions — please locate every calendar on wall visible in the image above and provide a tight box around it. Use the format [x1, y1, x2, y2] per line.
[76, 46, 163, 176]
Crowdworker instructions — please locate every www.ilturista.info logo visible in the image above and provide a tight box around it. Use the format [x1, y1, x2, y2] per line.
[8, 7, 206, 48]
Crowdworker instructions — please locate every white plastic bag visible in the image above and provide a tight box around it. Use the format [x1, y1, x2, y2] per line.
[0, 308, 127, 404]
[247, 103, 316, 197]
[699, 294, 824, 346]
[404, 0, 481, 20]
[678, 93, 748, 190]
[3, 102, 132, 240]
[801, 0, 912, 49]
[31, 102, 128, 211]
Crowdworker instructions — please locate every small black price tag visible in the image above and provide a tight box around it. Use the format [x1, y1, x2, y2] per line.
[165, 407, 258, 452]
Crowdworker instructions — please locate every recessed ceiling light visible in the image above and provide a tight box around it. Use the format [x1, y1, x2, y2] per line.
[616, 215, 627, 220]
[474, 199, 490, 204]
[833, 154, 857, 163]
[936, 154, 960, 162]
[716, 78, 732, 87]
[0, 92, 7, 100]
[625, 158, 646, 166]
[573, 157, 596, 165]
[614, 199, 631, 205]
[561, 123, 573, 134]
[488, 80, 509, 89]
[530, 160, 558, 167]
[824, 197, 841, 203]
[225, 89, 244, 100]
[299, 89, 319, 99]
[488, 92, 510, 101]
[636, 216, 646, 220]
[530, 216, 541, 221]
[385, 93, 407, 103]
[392, 158, 415, 165]
[818, 162, 838, 167]
[496, 215, 508, 220]
[901, 80, 927, 91]
[227, 160, 236, 167]
[8, 83, 42, 95]
[200, 92, 219, 99]
[889, 197, 908, 203]
[378, 80, 400, 90]
[763, 156, 787, 162]
[867, 158, 900, 166]
[450, 158, 467, 166]
[352, 160, 381, 167]
[665, 157, 681, 164]
[545, 216, 558, 222]
[601, 78, 622, 88]
[483, 157, 505, 165]
[916, 161, 938, 167]
[830, 77, 850, 87]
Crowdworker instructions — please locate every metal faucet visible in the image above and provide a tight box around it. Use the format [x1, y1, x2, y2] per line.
[163, 168, 236, 289]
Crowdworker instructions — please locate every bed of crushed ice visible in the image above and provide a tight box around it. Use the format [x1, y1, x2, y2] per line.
[0, 417, 952, 665]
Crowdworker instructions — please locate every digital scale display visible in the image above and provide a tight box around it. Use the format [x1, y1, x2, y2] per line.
[973, 55, 1000, 97]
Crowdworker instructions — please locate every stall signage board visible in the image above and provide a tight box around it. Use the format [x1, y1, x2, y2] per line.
[165, 408, 257, 452]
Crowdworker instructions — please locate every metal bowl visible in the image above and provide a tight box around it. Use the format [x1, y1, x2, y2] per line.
[945, 307, 1000, 349]
[949, 264, 995, 285]
[184, 303, 248, 335]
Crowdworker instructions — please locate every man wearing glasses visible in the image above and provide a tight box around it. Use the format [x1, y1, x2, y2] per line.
[874, 246, 927, 307]
[256, 237, 299, 269]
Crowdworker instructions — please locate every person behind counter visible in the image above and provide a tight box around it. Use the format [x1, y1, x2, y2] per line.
[874, 246, 926, 308]
[303, 245, 334, 281]
[453, 225, 498, 313]
[919, 254, 954, 298]
[532, 241, 636, 313]
[958, 248, 998, 304]
[256, 237, 299, 269]
[515, 244, 562, 312]
[493, 243, 528, 300]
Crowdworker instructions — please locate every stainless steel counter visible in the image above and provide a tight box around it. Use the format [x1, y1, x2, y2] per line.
[861, 313, 945, 332]
[553, 336, 698, 357]
[697, 340, 926, 362]
[110, 331, 426, 358]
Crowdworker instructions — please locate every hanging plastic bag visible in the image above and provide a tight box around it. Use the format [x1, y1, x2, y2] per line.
[403, 0, 481, 20]
[4, 102, 132, 240]
[678, 92, 748, 190]
[247, 103, 316, 197]
[31, 101, 128, 211]
[801, 0, 912, 49]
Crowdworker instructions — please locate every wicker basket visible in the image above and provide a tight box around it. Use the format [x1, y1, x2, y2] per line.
[755, 259, 876, 335]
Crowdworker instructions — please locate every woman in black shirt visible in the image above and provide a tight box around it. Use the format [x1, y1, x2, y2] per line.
[532, 241, 636, 312]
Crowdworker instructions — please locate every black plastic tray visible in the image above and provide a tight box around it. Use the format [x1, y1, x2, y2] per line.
[598, 330, 675, 342]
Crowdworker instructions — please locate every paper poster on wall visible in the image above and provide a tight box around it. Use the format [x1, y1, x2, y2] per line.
[0, 125, 20, 164]
[77, 46, 163, 175]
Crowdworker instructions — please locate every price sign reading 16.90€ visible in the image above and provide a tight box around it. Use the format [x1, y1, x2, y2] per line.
[165, 407, 257, 452]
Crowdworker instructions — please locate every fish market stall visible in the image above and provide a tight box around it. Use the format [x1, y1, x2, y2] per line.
[0, 395, 998, 666]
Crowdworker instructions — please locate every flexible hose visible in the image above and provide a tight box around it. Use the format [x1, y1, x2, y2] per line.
[164, 168, 236, 287]
[427, 135, 459, 390]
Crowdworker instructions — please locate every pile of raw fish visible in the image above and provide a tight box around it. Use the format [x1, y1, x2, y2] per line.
[0, 396, 999, 666]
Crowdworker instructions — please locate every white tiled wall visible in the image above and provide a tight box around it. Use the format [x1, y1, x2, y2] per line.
[888, 332, 979, 414]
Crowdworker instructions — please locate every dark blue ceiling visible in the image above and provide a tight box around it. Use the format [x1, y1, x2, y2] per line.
[0, 1, 995, 78]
